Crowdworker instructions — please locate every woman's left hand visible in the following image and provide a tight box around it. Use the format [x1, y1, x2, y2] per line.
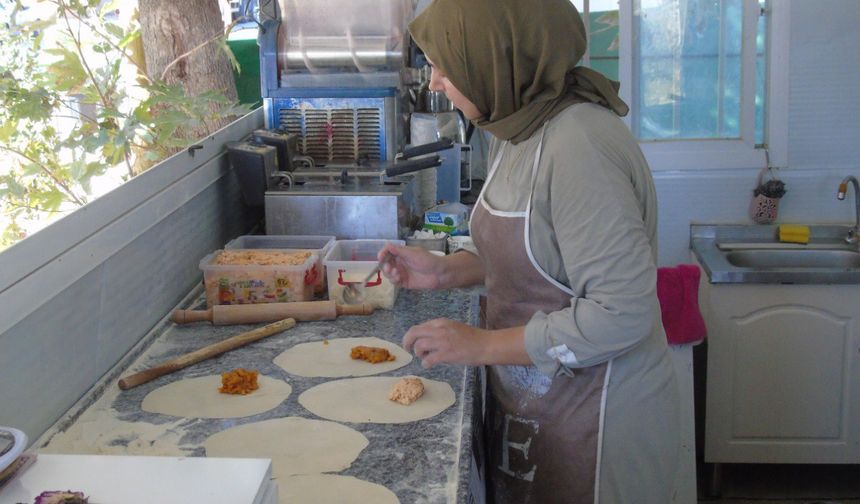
[403, 318, 488, 369]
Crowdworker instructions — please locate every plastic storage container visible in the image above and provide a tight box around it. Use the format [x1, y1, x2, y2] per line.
[225, 235, 335, 295]
[324, 239, 404, 309]
[200, 249, 319, 307]
[406, 231, 448, 253]
[447, 235, 477, 255]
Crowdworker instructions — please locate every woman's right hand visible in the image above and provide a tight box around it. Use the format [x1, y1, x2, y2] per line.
[379, 243, 445, 290]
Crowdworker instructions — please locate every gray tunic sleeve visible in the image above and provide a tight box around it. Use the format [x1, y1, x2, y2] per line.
[522, 115, 661, 376]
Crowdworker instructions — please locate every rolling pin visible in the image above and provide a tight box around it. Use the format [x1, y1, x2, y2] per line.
[117, 318, 296, 390]
[170, 300, 374, 325]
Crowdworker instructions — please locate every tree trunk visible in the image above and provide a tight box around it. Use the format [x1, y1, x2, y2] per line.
[138, 0, 238, 147]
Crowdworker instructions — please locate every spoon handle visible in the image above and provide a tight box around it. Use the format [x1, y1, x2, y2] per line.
[361, 252, 391, 285]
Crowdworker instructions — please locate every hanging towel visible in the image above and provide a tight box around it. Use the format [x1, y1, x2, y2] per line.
[656, 264, 707, 345]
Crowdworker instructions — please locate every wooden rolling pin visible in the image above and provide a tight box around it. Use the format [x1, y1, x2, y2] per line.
[170, 300, 374, 325]
[117, 318, 296, 390]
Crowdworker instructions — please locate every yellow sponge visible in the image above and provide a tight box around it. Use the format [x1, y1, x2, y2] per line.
[779, 224, 810, 244]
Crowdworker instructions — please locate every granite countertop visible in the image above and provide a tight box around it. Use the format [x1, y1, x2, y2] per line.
[37, 287, 480, 504]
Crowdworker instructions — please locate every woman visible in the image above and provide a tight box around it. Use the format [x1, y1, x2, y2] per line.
[381, 0, 680, 502]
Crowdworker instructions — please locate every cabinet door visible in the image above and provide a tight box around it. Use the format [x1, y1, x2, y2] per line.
[704, 283, 860, 463]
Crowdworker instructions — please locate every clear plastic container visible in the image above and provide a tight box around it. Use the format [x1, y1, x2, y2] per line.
[200, 249, 319, 307]
[447, 235, 477, 255]
[224, 235, 335, 295]
[323, 239, 404, 309]
[406, 231, 448, 253]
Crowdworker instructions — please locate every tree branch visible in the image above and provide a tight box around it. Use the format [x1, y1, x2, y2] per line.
[61, 6, 153, 84]
[58, 0, 111, 110]
[4, 201, 71, 214]
[0, 145, 86, 206]
[58, 3, 136, 177]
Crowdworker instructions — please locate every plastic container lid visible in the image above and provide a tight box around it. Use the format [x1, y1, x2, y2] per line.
[225, 235, 335, 251]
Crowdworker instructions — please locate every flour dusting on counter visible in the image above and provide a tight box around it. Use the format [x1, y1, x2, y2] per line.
[40, 406, 191, 456]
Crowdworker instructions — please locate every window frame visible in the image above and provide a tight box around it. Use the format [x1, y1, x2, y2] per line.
[614, 0, 790, 171]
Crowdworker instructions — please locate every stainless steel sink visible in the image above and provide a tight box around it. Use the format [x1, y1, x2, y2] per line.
[691, 225, 860, 284]
[724, 249, 860, 269]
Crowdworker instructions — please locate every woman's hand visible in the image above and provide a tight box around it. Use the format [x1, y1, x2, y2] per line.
[379, 244, 445, 290]
[404, 321, 533, 369]
[379, 243, 487, 290]
[403, 318, 488, 369]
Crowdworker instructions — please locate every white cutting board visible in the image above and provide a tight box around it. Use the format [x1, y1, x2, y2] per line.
[0, 454, 277, 504]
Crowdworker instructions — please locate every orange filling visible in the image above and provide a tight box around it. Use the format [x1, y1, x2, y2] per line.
[350, 345, 396, 364]
[218, 368, 260, 395]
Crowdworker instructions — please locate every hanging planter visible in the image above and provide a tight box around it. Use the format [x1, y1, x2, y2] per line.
[748, 166, 786, 224]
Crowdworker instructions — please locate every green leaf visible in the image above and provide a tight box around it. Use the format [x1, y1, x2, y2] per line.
[19, 17, 57, 35]
[21, 162, 43, 177]
[4, 176, 27, 198]
[45, 47, 88, 93]
[2, 221, 28, 249]
[38, 188, 66, 211]
[218, 39, 241, 73]
[68, 158, 86, 179]
[103, 22, 125, 39]
[118, 28, 141, 50]
[84, 161, 105, 179]
[0, 120, 18, 142]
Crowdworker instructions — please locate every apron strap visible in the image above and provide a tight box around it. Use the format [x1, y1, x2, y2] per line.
[523, 126, 575, 296]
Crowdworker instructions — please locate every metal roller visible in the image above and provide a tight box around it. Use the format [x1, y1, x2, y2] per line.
[275, 0, 410, 73]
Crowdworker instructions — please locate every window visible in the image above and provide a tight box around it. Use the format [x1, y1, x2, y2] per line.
[573, 0, 788, 170]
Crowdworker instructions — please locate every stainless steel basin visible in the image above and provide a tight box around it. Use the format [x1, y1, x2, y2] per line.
[724, 249, 860, 269]
[691, 225, 860, 284]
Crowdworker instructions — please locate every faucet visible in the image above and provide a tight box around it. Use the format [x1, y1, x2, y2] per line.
[837, 175, 860, 244]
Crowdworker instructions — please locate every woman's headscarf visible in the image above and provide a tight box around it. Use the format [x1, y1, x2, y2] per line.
[409, 0, 628, 144]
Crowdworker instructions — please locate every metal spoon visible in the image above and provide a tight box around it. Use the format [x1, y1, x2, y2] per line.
[342, 252, 392, 304]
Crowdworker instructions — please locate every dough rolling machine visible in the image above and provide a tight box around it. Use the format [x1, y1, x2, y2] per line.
[227, 0, 472, 240]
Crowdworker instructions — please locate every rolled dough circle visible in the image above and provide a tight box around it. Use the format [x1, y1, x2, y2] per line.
[204, 417, 368, 475]
[274, 337, 412, 378]
[141, 375, 291, 419]
[299, 376, 455, 424]
[277, 474, 399, 504]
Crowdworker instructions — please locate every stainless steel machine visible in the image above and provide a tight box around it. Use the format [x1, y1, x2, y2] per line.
[247, 0, 471, 239]
[263, 139, 457, 239]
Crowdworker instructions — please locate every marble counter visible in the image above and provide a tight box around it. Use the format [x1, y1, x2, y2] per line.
[37, 287, 481, 504]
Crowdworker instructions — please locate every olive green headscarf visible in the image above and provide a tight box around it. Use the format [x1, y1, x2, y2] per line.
[409, 0, 628, 144]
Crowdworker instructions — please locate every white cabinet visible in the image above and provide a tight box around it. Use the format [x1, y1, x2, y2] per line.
[700, 278, 860, 463]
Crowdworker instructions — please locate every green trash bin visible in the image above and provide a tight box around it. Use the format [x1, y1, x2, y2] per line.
[227, 27, 262, 108]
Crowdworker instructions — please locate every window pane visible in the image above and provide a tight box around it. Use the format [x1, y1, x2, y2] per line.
[571, 1, 620, 80]
[589, 2, 620, 81]
[635, 0, 744, 140]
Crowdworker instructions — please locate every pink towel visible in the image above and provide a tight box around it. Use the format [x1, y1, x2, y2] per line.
[656, 264, 707, 345]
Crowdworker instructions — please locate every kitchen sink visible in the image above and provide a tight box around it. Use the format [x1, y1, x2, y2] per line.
[691, 225, 860, 284]
[724, 248, 860, 269]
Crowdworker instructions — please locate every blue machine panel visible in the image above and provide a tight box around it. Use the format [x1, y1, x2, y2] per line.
[266, 95, 392, 161]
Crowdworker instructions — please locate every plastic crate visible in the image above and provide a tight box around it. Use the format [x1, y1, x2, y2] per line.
[224, 235, 335, 295]
[323, 239, 404, 309]
[200, 249, 319, 307]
